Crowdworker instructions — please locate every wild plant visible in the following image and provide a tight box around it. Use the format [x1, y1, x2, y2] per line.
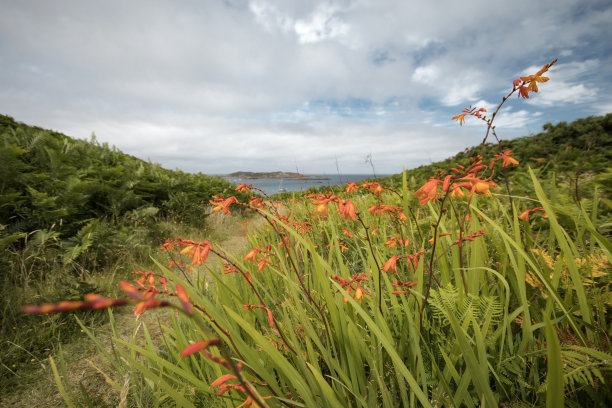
[23, 58, 612, 407]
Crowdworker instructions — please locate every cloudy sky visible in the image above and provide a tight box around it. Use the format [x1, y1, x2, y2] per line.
[1, 0, 610, 175]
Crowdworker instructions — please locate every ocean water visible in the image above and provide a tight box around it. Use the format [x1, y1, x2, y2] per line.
[224, 174, 385, 195]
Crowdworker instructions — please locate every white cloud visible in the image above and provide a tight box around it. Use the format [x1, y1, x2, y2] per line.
[0, 0, 610, 174]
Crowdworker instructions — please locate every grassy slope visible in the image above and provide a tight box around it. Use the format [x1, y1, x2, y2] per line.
[0, 114, 246, 400]
[383, 113, 612, 190]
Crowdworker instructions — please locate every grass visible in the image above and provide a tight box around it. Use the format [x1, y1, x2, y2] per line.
[72, 169, 610, 407]
[0, 209, 256, 407]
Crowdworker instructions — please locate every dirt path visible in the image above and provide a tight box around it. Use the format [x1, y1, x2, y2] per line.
[4, 213, 263, 408]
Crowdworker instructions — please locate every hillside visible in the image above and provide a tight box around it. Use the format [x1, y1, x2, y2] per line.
[0, 114, 243, 390]
[383, 113, 612, 190]
[0, 114, 239, 238]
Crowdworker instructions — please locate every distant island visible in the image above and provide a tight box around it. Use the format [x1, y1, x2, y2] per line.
[226, 171, 330, 181]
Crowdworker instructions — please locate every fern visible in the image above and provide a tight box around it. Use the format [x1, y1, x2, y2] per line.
[535, 346, 612, 400]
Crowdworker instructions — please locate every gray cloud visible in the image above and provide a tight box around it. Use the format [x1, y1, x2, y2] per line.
[1, 0, 610, 174]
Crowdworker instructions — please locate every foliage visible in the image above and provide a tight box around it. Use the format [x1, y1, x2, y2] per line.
[19, 59, 612, 407]
[0, 115, 242, 391]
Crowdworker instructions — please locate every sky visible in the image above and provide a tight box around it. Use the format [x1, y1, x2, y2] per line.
[1, 0, 611, 175]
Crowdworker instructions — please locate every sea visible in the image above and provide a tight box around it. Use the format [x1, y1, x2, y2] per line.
[223, 174, 386, 196]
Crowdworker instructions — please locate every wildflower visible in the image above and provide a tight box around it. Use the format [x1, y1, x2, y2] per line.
[180, 339, 222, 357]
[210, 373, 272, 408]
[175, 284, 193, 314]
[210, 196, 238, 214]
[407, 249, 426, 270]
[342, 228, 353, 238]
[309, 196, 333, 215]
[249, 197, 265, 209]
[243, 305, 275, 328]
[518, 85, 530, 99]
[338, 200, 356, 220]
[133, 298, 167, 316]
[257, 257, 272, 273]
[449, 185, 466, 198]
[120, 281, 143, 299]
[160, 238, 176, 251]
[383, 255, 399, 274]
[385, 237, 410, 249]
[327, 242, 349, 252]
[442, 175, 453, 192]
[452, 113, 467, 126]
[331, 273, 370, 302]
[518, 206, 545, 221]
[236, 183, 253, 192]
[414, 178, 442, 205]
[391, 280, 418, 294]
[346, 181, 359, 193]
[244, 248, 260, 263]
[494, 149, 519, 167]
[362, 182, 384, 195]
[460, 176, 497, 199]
[293, 221, 312, 234]
[179, 240, 211, 266]
[21, 295, 132, 314]
[518, 58, 557, 98]
[133, 270, 156, 288]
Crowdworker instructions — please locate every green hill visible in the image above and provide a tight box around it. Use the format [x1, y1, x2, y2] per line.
[0, 114, 238, 239]
[0, 114, 242, 381]
[383, 113, 612, 193]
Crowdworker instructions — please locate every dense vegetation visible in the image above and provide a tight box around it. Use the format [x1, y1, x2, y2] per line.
[0, 114, 241, 392]
[7, 61, 612, 407]
[385, 113, 612, 194]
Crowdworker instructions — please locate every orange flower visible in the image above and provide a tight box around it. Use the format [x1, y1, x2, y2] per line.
[249, 197, 265, 209]
[257, 257, 272, 273]
[362, 182, 384, 195]
[332, 273, 370, 302]
[460, 176, 497, 199]
[518, 58, 557, 98]
[383, 255, 399, 274]
[176, 284, 193, 314]
[179, 240, 211, 266]
[244, 248, 260, 262]
[518, 85, 530, 99]
[449, 185, 465, 198]
[452, 113, 467, 126]
[235, 183, 253, 192]
[518, 206, 545, 221]
[391, 279, 418, 295]
[494, 149, 519, 167]
[311, 197, 332, 215]
[243, 304, 275, 327]
[210, 196, 238, 214]
[391, 280, 418, 294]
[338, 200, 356, 220]
[180, 339, 222, 357]
[346, 181, 359, 193]
[414, 178, 442, 205]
